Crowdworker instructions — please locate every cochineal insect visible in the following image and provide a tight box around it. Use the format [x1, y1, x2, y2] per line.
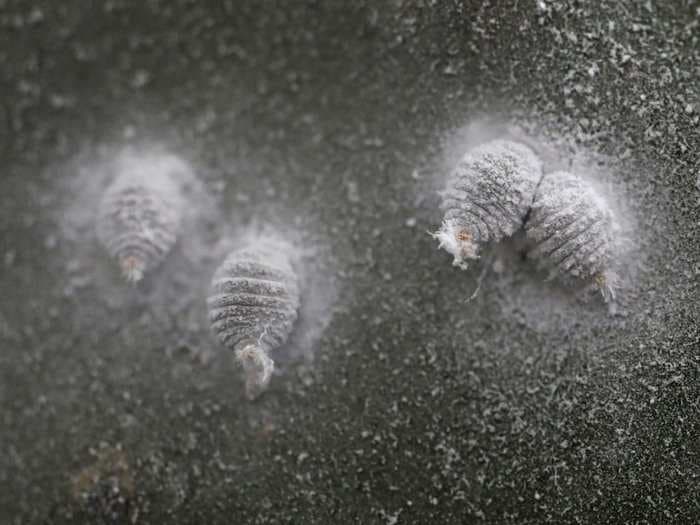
[96, 165, 183, 283]
[525, 171, 618, 300]
[207, 240, 300, 399]
[434, 139, 543, 269]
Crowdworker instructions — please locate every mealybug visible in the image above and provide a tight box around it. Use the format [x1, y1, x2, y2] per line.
[97, 167, 182, 283]
[208, 240, 300, 399]
[435, 139, 543, 268]
[525, 171, 617, 300]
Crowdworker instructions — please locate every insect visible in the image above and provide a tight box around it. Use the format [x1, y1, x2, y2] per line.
[70, 445, 137, 523]
[525, 171, 617, 300]
[207, 240, 300, 399]
[96, 167, 182, 283]
[434, 139, 543, 269]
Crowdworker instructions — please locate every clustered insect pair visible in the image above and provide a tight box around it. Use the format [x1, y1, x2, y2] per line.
[96, 138, 618, 397]
[96, 167, 299, 398]
[434, 138, 618, 300]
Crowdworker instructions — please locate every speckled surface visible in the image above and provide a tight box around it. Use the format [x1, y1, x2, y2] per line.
[1, 1, 698, 523]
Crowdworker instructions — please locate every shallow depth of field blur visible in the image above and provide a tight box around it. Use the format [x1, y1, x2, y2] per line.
[0, 2, 698, 523]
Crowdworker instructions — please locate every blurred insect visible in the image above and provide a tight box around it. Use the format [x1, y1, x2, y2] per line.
[70, 445, 137, 524]
[525, 171, 618, 300]
[434, 139, 543, 269]
[97, 166, 182, 283]
[208, 240, 300, 399]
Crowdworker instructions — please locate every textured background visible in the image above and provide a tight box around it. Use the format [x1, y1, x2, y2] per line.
[1, 1, 698, 523]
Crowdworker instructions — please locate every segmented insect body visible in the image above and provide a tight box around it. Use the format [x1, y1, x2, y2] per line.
[435, 139, 543, 268]
[208, 241, 300, 398]
[97, 168, 182, 283]
[525, 171, 617, 300]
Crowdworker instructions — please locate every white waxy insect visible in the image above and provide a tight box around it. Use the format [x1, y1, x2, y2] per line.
[208, 240, 300, 399]
[434, 139, 543, 269]
[525, 171, 617, 300]
[96, 165, 183, 283]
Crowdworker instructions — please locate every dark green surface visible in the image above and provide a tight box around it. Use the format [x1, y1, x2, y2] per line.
[1, 1, 698, 523]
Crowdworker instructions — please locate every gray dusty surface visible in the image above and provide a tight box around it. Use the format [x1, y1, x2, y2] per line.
[1, 1, 699, 523]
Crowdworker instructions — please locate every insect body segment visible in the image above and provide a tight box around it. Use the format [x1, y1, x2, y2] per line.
[208, 241, 300, 399]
